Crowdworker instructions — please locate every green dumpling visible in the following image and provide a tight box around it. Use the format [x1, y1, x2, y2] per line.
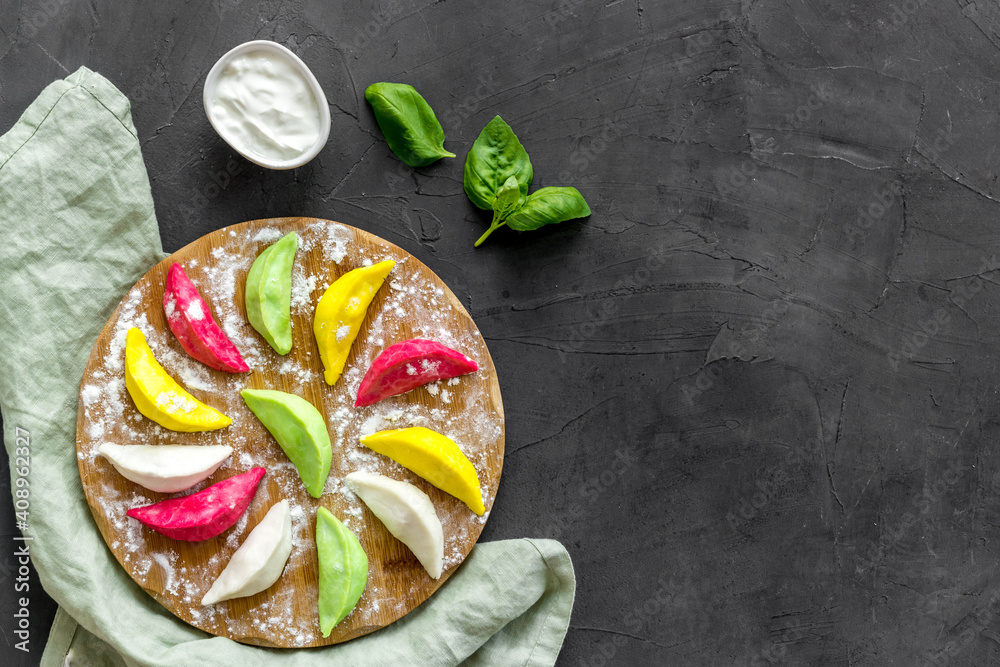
[241, 388, 332, 498]
[245, 231, 297, 355]
[316, 507, 368, 636]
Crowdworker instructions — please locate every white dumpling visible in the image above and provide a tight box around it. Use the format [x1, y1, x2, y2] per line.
[99, 443, 232, 493]
[202, 499, 293, 605]
[345, 471, 444, 579]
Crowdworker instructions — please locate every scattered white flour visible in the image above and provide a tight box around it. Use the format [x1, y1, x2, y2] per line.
[338, 484, 358, 502]
[152, 551, 178, 594]
[278, 358, 316, 385]
[88, 421, 105, 441]
[163, 295, 177, 320]
[81, 384, 101, 406]
[308, 221, 351, 264]
[359, 415, 382, 437]
[225, 506, 253, 549]
[185, 299, 205, 321]
[251, 227, 283, 243]
[155, 391, 198, 414]
[290, 272, 318, 311]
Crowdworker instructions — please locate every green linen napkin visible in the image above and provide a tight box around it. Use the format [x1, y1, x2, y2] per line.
[0, 67, 575, 667]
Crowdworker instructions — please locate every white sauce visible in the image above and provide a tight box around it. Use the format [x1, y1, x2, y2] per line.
[210, 50, 322, 163]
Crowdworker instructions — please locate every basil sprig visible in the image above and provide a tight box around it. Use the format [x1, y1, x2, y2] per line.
[463, 115, 590, 247]
[365, 83, 456, 167]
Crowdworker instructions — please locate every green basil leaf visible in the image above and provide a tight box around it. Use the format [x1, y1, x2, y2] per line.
[492, 175, 522, 217]
[505, 187, 591, 231]
[365, 83, 456, 168]
[463, 115, 533, 210]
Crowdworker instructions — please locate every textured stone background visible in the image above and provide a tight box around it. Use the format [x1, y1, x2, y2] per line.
[4, 0, 1000, 664]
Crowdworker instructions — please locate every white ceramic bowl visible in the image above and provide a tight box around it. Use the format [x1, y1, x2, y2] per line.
[203, 40, 331, 170]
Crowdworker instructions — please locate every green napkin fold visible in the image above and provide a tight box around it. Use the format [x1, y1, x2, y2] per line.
[0, 67, 574, 667]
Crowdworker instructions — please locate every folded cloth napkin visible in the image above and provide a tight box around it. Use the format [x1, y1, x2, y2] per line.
[0, 67, 575, 667]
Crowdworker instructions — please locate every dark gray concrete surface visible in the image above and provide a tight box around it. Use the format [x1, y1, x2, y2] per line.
[4, 0, 1000, 664]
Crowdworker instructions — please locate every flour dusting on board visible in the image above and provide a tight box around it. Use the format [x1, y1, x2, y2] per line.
[76, 220, 503, 647]
[251, 228, 283, 244]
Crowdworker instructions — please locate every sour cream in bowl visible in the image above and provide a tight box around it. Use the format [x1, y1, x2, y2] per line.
[203, 41, 330, 170]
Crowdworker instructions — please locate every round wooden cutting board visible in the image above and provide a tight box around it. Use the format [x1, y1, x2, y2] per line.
[75, 217, 504, 648]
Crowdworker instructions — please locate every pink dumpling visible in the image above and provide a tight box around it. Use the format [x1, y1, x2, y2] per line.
[355, 339, 478, 407]
[126, 467, 265, 541]
[163, 263, 249, 373]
